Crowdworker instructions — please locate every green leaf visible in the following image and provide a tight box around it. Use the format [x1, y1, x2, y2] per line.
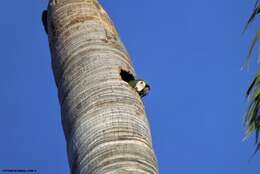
[256, 126, 260, 144]
[245, 104, 258, 131]
[243, 1, 260, 155]
[247, 70, 260, 97]
[244, 84, 260, 139]
[243, 4, 260, 34]
[243, 30, 260, 70]
[244, 91, 260, 153]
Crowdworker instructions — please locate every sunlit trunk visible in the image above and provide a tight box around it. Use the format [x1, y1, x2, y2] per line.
[45, 0, 158, 173]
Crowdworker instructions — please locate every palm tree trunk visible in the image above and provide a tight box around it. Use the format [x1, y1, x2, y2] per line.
[45, 0, 158, 173]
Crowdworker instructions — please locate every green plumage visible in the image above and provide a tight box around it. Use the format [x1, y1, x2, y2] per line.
[128, 80, 139, 88]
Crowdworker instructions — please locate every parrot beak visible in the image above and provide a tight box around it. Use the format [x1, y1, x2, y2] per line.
[140, 84, 150, 97]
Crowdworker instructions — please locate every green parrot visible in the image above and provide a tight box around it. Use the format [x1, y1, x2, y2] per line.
[128, 80, 150, 97]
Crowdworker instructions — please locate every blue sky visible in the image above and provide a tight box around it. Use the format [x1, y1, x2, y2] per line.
[0, 0, 259, 173]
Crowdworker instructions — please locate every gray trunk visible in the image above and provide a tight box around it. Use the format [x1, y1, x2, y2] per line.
[46, 0, 158, 173]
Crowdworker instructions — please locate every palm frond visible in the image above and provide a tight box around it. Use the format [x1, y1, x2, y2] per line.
[243, 3, 260, 34]
[243, 30, 260, 70]
[255, 0, 260, 9]
[245, 70, 260, 152]
[247, 70, 260, 96]
[243, 0, 260, 155]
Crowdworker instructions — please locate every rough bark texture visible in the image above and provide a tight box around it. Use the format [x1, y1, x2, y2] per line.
[46, 0, 158, 173]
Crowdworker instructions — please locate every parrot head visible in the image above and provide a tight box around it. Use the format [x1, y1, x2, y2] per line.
[129, 80, 150, 97]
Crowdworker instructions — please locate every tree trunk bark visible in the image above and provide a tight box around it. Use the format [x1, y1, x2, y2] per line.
[46, 0, 158, 173]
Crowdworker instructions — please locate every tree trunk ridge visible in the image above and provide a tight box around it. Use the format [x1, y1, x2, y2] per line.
[46, 0, 159, 173]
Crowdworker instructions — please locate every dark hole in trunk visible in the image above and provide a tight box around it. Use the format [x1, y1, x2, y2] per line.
[120, 69, 135, 82]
